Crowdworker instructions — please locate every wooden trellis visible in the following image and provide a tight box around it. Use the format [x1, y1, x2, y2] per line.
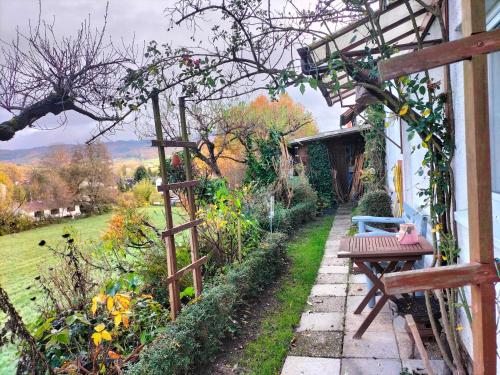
[151, 92, 207, 320]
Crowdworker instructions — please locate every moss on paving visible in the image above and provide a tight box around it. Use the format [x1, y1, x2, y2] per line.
[241, 214, 334, 375]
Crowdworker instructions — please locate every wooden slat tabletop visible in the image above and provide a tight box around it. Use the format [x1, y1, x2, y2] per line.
[338, 235, 434, 258]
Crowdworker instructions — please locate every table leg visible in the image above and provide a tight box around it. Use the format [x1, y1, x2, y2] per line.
[353, 294, 390, 339]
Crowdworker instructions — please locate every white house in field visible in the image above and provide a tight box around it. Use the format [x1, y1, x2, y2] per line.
[297, 0, 500, 370]
[18, 201, 81, 219]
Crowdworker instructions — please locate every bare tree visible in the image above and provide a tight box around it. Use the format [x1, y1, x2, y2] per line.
[0, 6, 135, 141]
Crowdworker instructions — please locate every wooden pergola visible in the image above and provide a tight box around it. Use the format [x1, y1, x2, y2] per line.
[379, 1, 500, 373]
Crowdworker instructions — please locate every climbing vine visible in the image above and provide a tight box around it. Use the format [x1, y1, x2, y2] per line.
[306, 142, 336, 208]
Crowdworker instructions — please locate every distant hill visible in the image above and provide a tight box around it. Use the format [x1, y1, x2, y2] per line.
[0, 140, 160, 164]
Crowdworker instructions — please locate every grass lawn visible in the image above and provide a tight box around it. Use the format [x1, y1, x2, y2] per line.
[241, 214, 334, 374]
[0, 205, 183, 373]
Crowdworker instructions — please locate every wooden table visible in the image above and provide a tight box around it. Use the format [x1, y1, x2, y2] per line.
[338, 235, 434, 339]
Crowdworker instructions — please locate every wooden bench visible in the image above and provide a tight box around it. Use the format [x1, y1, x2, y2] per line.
[352, 202, 428, 238]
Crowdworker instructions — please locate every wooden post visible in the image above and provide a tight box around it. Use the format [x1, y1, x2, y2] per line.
[152, 91, 181, 319]
[178, 96, 203, 296]
[461, 0, 497, 373]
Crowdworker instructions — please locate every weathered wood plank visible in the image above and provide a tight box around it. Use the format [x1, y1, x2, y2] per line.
[377, 28, 500, 81]
[405, 315, 435, 375]
[462, 1, 497, 373]
[157, 180, 199, 192]
[383, 263, 499, 295]
[166, 256, 208, 284]
[161, 219, 204, 238]
[151, 139, 197, 148]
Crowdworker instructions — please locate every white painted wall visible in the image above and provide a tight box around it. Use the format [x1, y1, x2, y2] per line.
[384, 1, 500, 368]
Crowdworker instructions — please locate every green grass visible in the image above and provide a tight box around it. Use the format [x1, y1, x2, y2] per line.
[241, 214, 334, 374]
[0, 205, 183, 373]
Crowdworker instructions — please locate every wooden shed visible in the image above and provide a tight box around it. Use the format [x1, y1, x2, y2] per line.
[289, 125, 368, 202]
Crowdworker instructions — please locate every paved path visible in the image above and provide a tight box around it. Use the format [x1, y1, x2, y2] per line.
[281, 205, 446, 375]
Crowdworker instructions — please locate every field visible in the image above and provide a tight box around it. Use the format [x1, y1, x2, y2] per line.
[0, 206, 183, 373]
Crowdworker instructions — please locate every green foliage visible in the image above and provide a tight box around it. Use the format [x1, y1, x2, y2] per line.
[127, 232, 287, 375]
[195, 176, 228, 205]
[133, 166, 150, 183]
[250, 177, 317, 234]
[244, 129, 282, 187]
[306, 142, 336, 209]
[198, 181, 260, 271]
[361, 104, 386, 191]
[132, 180, 156, 206]
[357, 190, 393, 218]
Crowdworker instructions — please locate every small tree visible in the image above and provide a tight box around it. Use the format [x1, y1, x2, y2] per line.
[133, 166, 149, 183]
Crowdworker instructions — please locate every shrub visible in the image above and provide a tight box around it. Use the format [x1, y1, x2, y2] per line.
[250, 176, 317, 233]
[127, 232, 287, 375]
[357, 190, 393, 217]
[133, 180, 155, 206]
[197, 181, 261, 272]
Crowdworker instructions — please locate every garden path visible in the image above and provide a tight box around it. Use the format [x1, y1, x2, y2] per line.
[280, 204, 447, 375]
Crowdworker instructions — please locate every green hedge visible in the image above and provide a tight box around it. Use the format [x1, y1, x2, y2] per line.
[127, 232, 287, 375]
[255, 201, 316, 234]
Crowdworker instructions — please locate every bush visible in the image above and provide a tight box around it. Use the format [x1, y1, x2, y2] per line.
[133, 180, 156, 206]
[250, 176, 317, 233]
[127, 232, 287, 375]
[357, 190, 393, 217]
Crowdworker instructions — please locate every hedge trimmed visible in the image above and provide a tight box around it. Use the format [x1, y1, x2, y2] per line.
[127, 232, 287, 375]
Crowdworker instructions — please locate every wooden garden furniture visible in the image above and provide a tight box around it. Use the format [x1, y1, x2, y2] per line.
[338, 235, 434, 339]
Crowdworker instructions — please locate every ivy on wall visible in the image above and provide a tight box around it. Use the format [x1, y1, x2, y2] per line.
[306, 142, 336, 208]
[361, 104, 386, 191]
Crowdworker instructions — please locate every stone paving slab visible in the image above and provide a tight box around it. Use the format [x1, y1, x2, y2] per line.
[344, 311, 393, 332]
[324, 248, 339, 256]
[281, 356, 341, 375]
[321, 257, 349, 266]
[349, 273, 367, 283]
[289, 331, 343, 358]
[345, 295, 390, 314]
[311, 284, 347, 297]
[297, 312, 344, 332]
[316, 273, 348, 284]
[341, 358, 402, 375]
[342, 330, 400, 359]
[318, 265, 349, 274]
[401, 359, 447, 374]
[347, 283, 368, 296]
[307, 296, 346, 313]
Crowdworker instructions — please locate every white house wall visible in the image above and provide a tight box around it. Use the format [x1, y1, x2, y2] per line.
[384, 1, 500, 368]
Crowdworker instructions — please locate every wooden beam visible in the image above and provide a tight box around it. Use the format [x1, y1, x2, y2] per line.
[161, 219, 204, 238]
[166, 256, 208, 284]
[383, 262, 499, 295]
[462, 1, 497, 373]
[405, 315, 435, 375]
[151, 139, 197, 148]
[157, 180, 199, 192]
[378, 28, 500, 81]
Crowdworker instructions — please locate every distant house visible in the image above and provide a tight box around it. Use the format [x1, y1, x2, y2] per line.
[18, 201, 81, 220]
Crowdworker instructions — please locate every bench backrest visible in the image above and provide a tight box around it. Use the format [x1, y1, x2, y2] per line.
[402, 203, 428, 237]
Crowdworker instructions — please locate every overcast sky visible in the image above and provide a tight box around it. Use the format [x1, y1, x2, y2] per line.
[0, 0, 347, 150]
